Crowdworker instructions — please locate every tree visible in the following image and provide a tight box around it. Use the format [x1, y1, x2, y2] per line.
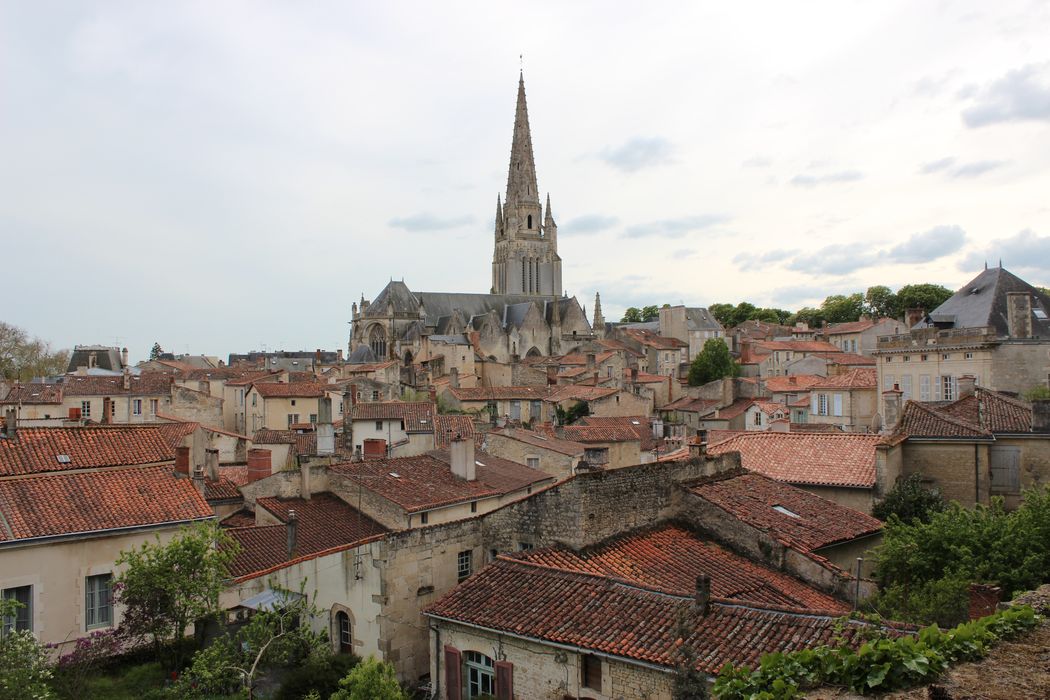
[708, 303, 735, 327]
[791, 306, 825, 328]
[177, 585, 330, 699]
[864, 285, 898, 319]
[641, 305, 660, 322]
[621, 307, 643, 323]
[872, 474, 946, 524]
[555, 400, 590, 425]
[0, 598, 54, 700]
[331, 657, 407, 700]
[149, 342, 164, 361]
[894, 284, 953, 316]
[114, 522, 238, 671]
[687, 339, 739, 386]
[0, 321, 69, 382]
[820, 293, 865, 324]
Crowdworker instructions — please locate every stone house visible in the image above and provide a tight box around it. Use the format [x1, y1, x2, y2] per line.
[617, 328, 688, 377]
[347, 401, 436, 458]
[743, 340, 842, 378]
[440, 385, 552, 424]
[2, 372, 177, 425]
[244, 380, 341, 433]
[823, 317, 901, 356]
[558, 423, 643, 468]
[658, 305, 726, 361]
[546, 384, 652, 419]
[803, 369, 878, 433]
[874, 266, 1050, 420]
[743, 399, 790, 431]
[783, 352, 876, 378]
[483, 426, 585, 480]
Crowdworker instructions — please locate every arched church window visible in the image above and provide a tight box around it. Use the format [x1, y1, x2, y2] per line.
[527, 215, 532, 229]
[369, 326, 387, 359]
[336, 611, 352, 653]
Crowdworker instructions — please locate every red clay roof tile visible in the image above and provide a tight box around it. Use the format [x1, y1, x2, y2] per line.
[707, 432, 881, 488]
[0, 426, 175, 476]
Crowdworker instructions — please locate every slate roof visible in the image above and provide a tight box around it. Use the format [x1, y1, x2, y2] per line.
[707, 433, 882, 488]
[688, 469, 883, 555]
[0, 426, 175, 477]
[349, 401, 434, 433]
[0, 466, 212, 542]
[915, 267, 1050, 337]
[330, 449, 551, 513]
[426, 557, 900, 675]
[347, 345, 378, 364]
[448, 386, 551, 401]
[515, 523, 847, 611]
[684, 307, 723, 332]
[223, 493, 388, 579]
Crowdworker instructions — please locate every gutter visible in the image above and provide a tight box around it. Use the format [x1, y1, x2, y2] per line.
[0, 516, 216, 550]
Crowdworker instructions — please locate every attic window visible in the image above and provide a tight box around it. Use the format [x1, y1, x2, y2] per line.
[630, 420, 640, 425]
[1035, 309, 1048, 320]
[56, 454, 71, 464]
[388, 472, 401, 478]
[475, 460, 485, 467]
[772, 504, 801, 518]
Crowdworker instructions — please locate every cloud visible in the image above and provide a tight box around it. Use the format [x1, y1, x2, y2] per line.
[789, 170, 863, 187]
[562, 214, 619, 235]
[919, 157, 956, 174]
[732, 249, 799, 272]
[886, 225, 967, 263]
[388, 213, 474, 232]
[599, 137, 676, 173]
[785, 244, 879, 275]
[671, 248, 698, 258]
[623, 214, 727, 239]
[961, 63, 1050, 127]
[742, 156, 772, 168]
[949, 160, 1007, 178]
[960, 229, 1050, 275]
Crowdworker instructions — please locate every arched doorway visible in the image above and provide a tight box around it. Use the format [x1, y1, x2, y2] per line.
[525, 346, 542, 359]
[369, 325, 387, 359]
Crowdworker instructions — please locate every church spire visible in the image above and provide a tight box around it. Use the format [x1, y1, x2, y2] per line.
[505, 72, 540, 227]
[592, 292, 605, 337]
[494, 194, 504, 238]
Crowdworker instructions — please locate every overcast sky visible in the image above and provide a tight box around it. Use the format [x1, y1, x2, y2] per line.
[3, 1, 1050, 362]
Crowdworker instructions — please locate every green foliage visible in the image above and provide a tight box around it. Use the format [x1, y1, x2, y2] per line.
[0, 599, 54, 700]
[863, 285, 897, 319]
[688, 339, 739, 386]
[176, 585, 329, 699]
[709, 303, 791, 328]
[274, 653, 360, 700]
[555, 400, 590, 425]
[820, 293, 865, 324]
[1023, 385, 1050, 401]
[620, 305, 661, 323]
[149, 343, 164, 361]
[330, 657, 407, 700]
[894, 283, 953, 316]
[872, 474, 946, 524]
[0, 321, 69, 382]
[115, 522, 238, 671]
[712, 606, 1038, 699]
[870, 486, 1050, 626]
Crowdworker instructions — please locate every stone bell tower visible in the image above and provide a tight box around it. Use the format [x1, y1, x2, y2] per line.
[491, 72, 563, 297]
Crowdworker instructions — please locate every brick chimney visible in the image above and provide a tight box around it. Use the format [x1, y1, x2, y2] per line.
[450, 433, 476, 481]
[1032, 399, 1050, 433]
[882, 386, 903, 433]
[205, 448, 219, 481]
[246, 448, 272, 482]
[286, 509, 298, 557]
[957, 375, 976, 399]
[905, 308, 925, 329]
[1006, 292, 1033, 339]
[968, 583, 1001, 620]
[175, 446, 190, 476]
[102, 397, 112, 424]
[694, 574, 711, 616]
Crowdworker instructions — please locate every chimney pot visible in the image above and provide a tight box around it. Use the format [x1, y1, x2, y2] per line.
[957, 375, 976, 399]
[205, 448, 219, 481]
[450, 434, 476, 481]
[286, 509, 298, 557]
[695, 574, 711, 616]
[3, 408, 17, 440]
[246, 448, 272, 481]
[192, 466, 205, 494]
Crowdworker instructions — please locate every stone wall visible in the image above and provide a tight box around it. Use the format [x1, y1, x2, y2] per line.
[902, 441, 987, 507]
[483, 432, 578, 480]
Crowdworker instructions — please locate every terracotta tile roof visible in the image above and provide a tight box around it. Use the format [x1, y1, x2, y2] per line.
[595, 338, 644, 357]
[938, 389, 1033, 434]
[434, 414, 476, 449]
[204, 477, 242, 501]
[488, 427, 586, 456]
[556, 366, 590, 379]
[153, 421, 199, 450]
[752, 340, 840, 354]
[426, 557, 897, 675]
[349, 401, 434, 433]
[895, 401, 988, 438]
[0, 426, 175, 477]
[624, 370, 669, 384]
[252, 429, 317, 455]
[707, 432, 882, 488]
[808, 352, 876, 366]
[220, 509, 256, 528]
[59, 373, 174, 396]
[252, 381, 327, 398]
[331, 449, 551, 513]
[688, 469, 883, 555]
[558, 351, 617, 366]
[763, 375, 825, 393]
[1, 384, 63, 404]
[343, 361, 398, 373]
[824, 319, 877, 334]
[622, 328, 688, 349]
[712, 398, 756, 420]
[575, 415, 657, 450]
[180, 367, 267, 382]
[0, 466, 212, 542]
[448, 386, 551, 401]
[224, 493, 389, 579]
[560, 424, 641, 443]
[659, 396, 720, 414]
[750, 399, 789, 417]
[224, 370, 283, 387]
[810, 369, 877, 390]
[546, 385, 618, 403]
[515, 523, 847, 611]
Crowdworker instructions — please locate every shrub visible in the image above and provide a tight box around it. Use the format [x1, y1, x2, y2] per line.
[275, 653, 360, 700]
[872, 474, 946, 524]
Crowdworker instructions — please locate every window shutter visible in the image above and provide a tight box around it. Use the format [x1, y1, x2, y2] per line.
[833, 394, 842, 417]
[444, 645, 462, 700]
[810, 393, 817, 414]
[495, 660, 514, 699]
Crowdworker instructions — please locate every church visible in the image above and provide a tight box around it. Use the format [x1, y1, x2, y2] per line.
[349, 74, 594, 365]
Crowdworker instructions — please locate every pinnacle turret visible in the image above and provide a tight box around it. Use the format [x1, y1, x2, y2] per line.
[592, 292, 605, 336]
[494, 195, 504, 238]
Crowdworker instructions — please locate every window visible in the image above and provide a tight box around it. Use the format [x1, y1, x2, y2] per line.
[375, 420, 383, 430]
[2, 586, 31, 633]
[920, 375, 931, 401]
[965, 352, 975, 360]
[903, 355, 910, 362]
[754, 410, 762, 426]
[132, 399, 142, 415]
[287, 414, 299, 427]
[920, 354, 928, 361]
[149, 398, 158, 414]
[901, 375, 913, 400]
[584, 447, 608, 464]
[886, 356, 893, 363]
[470, 501, 477, 513]
[371, 391, 379, 401]
[420, 511, 428, 525]
[942, 353, 951, 360]
[457, 550, 473, 582]
[817, 394, 829, 416]
[81, 400, 91, 418]
[85, 574, 112, 629]
[518, 542, 533, 551]
[582, 654, 603, 691]
[530, 400, 541, 419]
[238, 389, 244, 407]
[309, 413, 317, 424]
[465, 651, 495, 698]
[336, 611, 353, 653]
[832, 393, 843, 417]
[290, 399, 296, 407]
[883, 374, 896, 391]
[526, 457, 539, 470]
[941, 375, 957, 401]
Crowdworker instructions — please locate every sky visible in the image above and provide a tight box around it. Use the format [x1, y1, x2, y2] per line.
[3, 1, 1050, 362]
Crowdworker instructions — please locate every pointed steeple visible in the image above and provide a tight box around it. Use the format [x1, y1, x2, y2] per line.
[504, 72, 541, 236]
[494, 195, 504, 238]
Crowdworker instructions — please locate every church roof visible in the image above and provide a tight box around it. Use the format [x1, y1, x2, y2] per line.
[347, 345, 377, 364]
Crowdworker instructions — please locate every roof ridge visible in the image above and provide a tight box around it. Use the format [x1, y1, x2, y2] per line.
[904, 399, 989, 435]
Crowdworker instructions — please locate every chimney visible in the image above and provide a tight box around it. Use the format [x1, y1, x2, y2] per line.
[586, 353, 596, 372]
[957, 375, 976, 399]
[967, 583, 1001, 620]
[246, 448, 272, 482]
[122, 368, 131, 390]
[102, 397, 112, 424]
[882, 387, 903, 433]
[175, 446, 191, 476]
[1006, 292, 1033, 338]
[205, 448, 219, 481]
[450, 433, 476, 481]
[694, 574, 711, 616]
[905, 308, 925, 329]
[121, 347, 129, 367]
[449, 367, 460, 389]
[771, 417, 790, 433]
[1032, 399, 1050, 433]
[192, 466, 206, 495]
[286, 509, 298, 557]
[3, 408, 17, 440]
[428, 386, 437, 404]
[630, 367, 638, 382]
[349, 384, 358, 407]
[301, 463, 312, 500]
[722, 377, 735, 407]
